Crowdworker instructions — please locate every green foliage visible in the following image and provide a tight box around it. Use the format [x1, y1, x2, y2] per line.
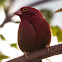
[57, 30, 62, 42]
[0, 35, 6, 40]
[55, 8, 62, 13]
[51, 26, 60, 36]
[51, 26, 62, 43]
[40, 9, 53, 23]
[0, 0, 6, 6]
[0, 52, 9, 62]
[10, 43, 18, 49]
[53, 8, 62, 42]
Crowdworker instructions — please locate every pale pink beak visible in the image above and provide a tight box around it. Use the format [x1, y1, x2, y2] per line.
[13, 10, 22, 15]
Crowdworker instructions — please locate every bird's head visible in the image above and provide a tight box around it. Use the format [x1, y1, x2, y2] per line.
[13, 7, 42, 19]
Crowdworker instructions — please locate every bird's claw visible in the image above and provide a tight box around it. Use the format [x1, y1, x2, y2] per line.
[24, 52, 30, 59]
[46, 45, 50, 51]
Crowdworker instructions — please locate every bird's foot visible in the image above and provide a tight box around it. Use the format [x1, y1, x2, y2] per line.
[46, 45, 50, 51]
[24, 52, 30, 59]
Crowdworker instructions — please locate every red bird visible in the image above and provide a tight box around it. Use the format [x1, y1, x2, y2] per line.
[14, 7, 51, 62]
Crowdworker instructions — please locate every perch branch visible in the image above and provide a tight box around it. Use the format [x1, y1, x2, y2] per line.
[7, 43, 62, 62]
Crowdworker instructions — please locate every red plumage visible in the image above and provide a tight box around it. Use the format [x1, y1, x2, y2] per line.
[14, 7, 51, 53]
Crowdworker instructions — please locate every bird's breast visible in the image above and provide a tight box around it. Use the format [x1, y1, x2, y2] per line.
[18, 15, 51, 52]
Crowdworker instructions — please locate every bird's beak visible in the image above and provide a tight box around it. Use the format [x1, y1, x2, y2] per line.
[13, 10, 22, 16]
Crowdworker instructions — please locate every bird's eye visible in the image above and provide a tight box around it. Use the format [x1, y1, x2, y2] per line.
[23, 8, 28, 11]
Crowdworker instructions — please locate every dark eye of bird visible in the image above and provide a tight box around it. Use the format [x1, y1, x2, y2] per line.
[23, 8, 28, 11]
